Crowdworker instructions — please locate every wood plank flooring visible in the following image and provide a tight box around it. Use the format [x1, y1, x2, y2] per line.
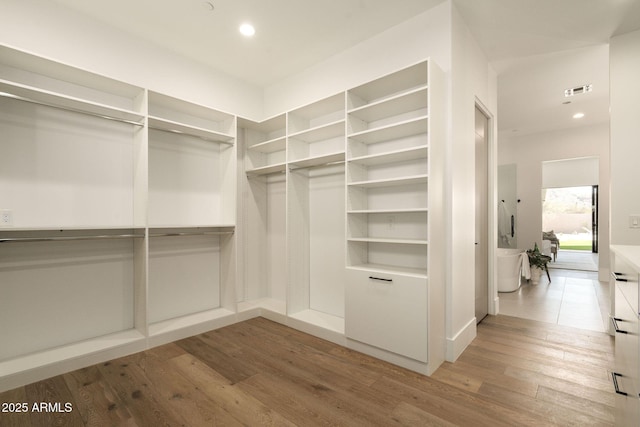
[0, 315, 615, 426]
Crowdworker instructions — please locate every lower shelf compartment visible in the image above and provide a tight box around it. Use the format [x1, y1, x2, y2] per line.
[148, 308, 236, 346]
[0, 329, 146, 393]
[288, 309, 345, 335]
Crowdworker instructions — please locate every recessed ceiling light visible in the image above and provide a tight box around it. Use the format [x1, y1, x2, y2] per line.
[239, 23, 255, 37]
[573, 112, 585, 119]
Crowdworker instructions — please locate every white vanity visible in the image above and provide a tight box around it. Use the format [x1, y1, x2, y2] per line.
[610, 245, 640, 426]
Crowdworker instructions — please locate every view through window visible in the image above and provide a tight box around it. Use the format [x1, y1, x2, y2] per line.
[542, 186, 594, 251]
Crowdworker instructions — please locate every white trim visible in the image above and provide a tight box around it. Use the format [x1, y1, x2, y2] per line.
[446, 317, 477, 362]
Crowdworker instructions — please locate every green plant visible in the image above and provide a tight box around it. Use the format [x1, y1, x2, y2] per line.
[527, 243, 551, 269]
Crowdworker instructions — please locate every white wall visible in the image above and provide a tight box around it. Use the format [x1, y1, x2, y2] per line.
[446, 3, 498, 361]
[610, 29, 640, 245]
[498, 123, 610, 277]
[0, 0, 263, 119]
[263, 2, 452, 117]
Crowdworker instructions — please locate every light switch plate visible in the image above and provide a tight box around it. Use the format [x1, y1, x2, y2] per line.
[0, 209, 13, 227]
[630, 214, 640, 229]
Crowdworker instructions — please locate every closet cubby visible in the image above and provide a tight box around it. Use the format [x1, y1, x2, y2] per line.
[237, 117, 288, 317]
[147, 226, 236, 345]
[287, 94, 346, 171]
[146, 92, 237, 345]
[243, 114, 287, 176]
[0, 46, 148, 391]
[148, 91, 236, 227]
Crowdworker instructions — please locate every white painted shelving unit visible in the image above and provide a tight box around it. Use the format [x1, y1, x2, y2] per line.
[0, 45, 237, 391]
[0, 45, 446, 391]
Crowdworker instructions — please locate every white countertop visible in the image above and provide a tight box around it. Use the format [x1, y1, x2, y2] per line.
[611, 245, 640, 272]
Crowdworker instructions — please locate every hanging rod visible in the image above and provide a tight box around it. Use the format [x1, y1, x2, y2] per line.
[149, 231, 234, 238]
[0, 233, 145, 243]
[289, 160, 345, 172]
[0, 92, 145, 127]
[148, 125, 234, 145]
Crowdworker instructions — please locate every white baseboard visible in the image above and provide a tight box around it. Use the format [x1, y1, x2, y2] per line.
[446, 317, 477, 362]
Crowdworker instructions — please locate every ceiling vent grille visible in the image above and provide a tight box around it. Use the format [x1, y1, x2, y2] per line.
[564, 84, 592, 97]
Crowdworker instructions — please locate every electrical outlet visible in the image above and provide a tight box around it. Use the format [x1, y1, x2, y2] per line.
[0, 209, 13, 226]
[387, 215, 395, 229]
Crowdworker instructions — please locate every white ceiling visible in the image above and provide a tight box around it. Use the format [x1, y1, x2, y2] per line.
[50, 0, 640, 135]
[49, 0, 445, 87]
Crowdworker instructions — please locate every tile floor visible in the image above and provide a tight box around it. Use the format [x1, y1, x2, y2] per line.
[499, 267, 610, 332]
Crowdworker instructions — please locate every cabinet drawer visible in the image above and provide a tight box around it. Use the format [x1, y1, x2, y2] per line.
[345, 269, 427, 362]
[613, 255, 639, 315]
[614, 285, 640, 426]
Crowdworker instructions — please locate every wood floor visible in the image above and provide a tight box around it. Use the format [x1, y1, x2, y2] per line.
[0, 315, 614, 426]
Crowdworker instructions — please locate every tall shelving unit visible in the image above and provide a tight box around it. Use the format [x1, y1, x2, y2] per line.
[146, 91, 237, 346]
[238, 115, 288, 319]
[286, 93, 347, 337]
[344, 60, 445, 373]
[0, 45, 148, 390]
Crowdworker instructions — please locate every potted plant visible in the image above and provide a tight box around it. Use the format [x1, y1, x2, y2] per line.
[527, 243, 551, 284]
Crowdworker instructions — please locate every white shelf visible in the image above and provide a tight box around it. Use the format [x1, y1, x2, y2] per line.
[0, 329, 145, 377]
[347, 263, 427, 279]
[0, 79, 144, 124]
[348, 174, 428, 188]
[348, 237, 428, 245]
[349, 116, 428, 144]
[289, 152, 345, 170]
[288, 119, 345, 143]
[148, 308, 236, 338]
[348, 61, 428, 106]
[288, 309, 345, 334]
[247, 136, 286, 153]
[348, 208, 428, 214]
[349, 145, 428, 166]
[237, 298, 286, 315]
[246, 162, 287, 176]
[348, 86, 427, 123]
[149, 116, 234, 144]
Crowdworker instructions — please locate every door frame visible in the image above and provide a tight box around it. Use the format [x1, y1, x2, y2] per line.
[474, 98, 498, 317]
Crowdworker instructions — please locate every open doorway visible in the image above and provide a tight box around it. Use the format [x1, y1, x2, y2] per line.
[542, 185, 598, 271]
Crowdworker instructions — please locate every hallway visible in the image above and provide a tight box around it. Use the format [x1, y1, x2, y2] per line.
[498, 268, 609, 333]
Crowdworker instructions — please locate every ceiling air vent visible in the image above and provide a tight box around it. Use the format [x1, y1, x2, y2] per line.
[564, 84, 592, 97]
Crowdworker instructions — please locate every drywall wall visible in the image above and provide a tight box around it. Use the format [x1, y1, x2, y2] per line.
[445, 3, 498, 361]
[262, 2, 452, 117]
[0, 0, 263, 119]
[610, 29, 640, 245]
[498, 123, 610, 277]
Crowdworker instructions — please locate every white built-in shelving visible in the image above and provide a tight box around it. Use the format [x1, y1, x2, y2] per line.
[147, 91, 237, 346]
[286, 93, 346, 334]
[238, 115, 288, 318]
[344, 60, 445, 371]
[1, 44, 447, 390]
[0, 45, 236, 392]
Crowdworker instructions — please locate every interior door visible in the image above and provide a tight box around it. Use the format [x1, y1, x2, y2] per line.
[475, 106, 489, 323]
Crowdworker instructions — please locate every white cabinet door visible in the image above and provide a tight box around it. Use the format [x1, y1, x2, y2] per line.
[345, 269, 427, 362]
[614, 284, 640, 427]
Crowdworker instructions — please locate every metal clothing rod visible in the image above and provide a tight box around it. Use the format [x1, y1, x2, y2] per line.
[148, 126, 234, 145]
[149, 231, 234, 238]
[0, 234, 144, 243]
[0, 92, 145, 127]
[289, 160, 345, 172]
